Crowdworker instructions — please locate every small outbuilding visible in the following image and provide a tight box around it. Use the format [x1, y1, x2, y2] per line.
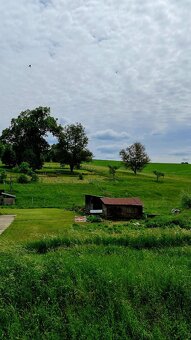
[0, 190, 16, 206]
[85, 195, 143, 220]
[101, 197, 143, 220]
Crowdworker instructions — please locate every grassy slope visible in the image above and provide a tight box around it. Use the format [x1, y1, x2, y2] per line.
[2, 160, 191, 214]
[0, 161, 191, 339]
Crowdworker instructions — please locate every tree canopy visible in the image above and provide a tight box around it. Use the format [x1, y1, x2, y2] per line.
[0, 142, 4, 160]
[0, 107, 61, 169]
[57, 123, 93, 173]
[120, 142, 150, 175]
[1, 144, 16, 168]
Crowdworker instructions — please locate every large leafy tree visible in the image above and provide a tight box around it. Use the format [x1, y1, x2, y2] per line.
[46, 144, 61, 162]
[0, 107, 61, 169]
[120, 142, 150, 175]
[1, 144, 16, 168]
[57, 123, 93, 173]
[0, 142, 4, 160]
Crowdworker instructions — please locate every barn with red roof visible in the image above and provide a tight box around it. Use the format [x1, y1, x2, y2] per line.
[85, 195, 143, 220]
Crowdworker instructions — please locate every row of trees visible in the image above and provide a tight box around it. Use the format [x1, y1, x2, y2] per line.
[0, 106, 151, 174]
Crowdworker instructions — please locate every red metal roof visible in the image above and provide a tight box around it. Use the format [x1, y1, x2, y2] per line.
[100, 197, 143, 206]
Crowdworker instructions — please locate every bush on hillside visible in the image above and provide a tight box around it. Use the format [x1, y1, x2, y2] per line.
[145, 216, 171, 228]
[18, 162, 33, 175]
[12, 165, 19, 173]
[87, 215, 102, 223]
[153, 170, 164, 182]
[181, 192, 191, 209]
[17, 174, 30, 184]
[31, 173, 39, 182]
[78, 173, 84, 180]
[145, 214, 191, 229]
[0, 170, 7, 183]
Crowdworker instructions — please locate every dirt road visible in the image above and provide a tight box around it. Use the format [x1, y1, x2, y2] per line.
[0, 215, 16, 235]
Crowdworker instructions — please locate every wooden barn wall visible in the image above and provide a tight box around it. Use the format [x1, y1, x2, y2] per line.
[103, 205, 142, 220]
[3, 198, 15, 205]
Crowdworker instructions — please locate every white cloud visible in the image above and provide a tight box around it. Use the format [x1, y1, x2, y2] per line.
[0, 0, 191, 161]
[91, 129, 130, 141]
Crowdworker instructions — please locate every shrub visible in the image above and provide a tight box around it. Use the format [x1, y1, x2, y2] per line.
[27, 168, 34, 176]
[108, 165, 119, 180]
[0, 170, 7, 183]
[171, 216, 191, 229]
[87, 215, 102, 223]
[12, 165, 20, 173]
[145, 215, 191, 229]
[17, 174, 30, 184]
[78, 173, 84, 180]
[18, 162, 33, 175]
[181, 192, 191, 209]
[31, 173, 39, 182]
[71, 205, 84, 214]
[145, 216, 172, 228]
[153, 170, 164, 182]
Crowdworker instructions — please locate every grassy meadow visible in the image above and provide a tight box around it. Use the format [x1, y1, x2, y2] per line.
[0, 161, 191, 339]
[2, 160, 191, 213]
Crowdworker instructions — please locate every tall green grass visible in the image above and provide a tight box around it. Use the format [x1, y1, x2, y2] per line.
[25, 228, 191, 253]
[0, 247, 190, 339]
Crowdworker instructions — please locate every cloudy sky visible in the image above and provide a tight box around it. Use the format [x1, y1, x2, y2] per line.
[0, 0, 191, 162]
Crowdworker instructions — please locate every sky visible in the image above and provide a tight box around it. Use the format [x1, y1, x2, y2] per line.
[0, 0, 191, 163]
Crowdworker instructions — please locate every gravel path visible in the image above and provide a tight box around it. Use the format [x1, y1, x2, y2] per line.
[0, 215, 16, 235]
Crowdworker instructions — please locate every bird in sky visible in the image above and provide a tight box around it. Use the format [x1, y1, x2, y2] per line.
[28, 64, 31, 67]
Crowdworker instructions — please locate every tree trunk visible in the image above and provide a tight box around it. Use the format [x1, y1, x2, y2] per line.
[70, 164, 74, 173]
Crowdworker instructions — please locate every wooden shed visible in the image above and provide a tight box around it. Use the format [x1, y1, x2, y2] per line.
[85, 195, 143, 220]
[0, 190, 16, 206]
[85, 195, 103, 214]
[100, 197, 143, 220]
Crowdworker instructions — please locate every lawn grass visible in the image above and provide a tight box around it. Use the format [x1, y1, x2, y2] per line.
[0, 209, 75, 245]
[0, 161, 191, 338]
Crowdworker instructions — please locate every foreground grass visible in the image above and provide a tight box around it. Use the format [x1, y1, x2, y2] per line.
[0, 209, 191, 338]
[0, 244, 191, 339]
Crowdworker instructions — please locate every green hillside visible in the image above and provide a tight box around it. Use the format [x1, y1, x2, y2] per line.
[0, 161, 191, 339]
[1, 160, 191, 214]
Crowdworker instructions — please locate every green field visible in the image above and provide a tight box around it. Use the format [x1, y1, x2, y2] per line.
[2, 160, 191, 214]
[0, 161, 191, 339]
